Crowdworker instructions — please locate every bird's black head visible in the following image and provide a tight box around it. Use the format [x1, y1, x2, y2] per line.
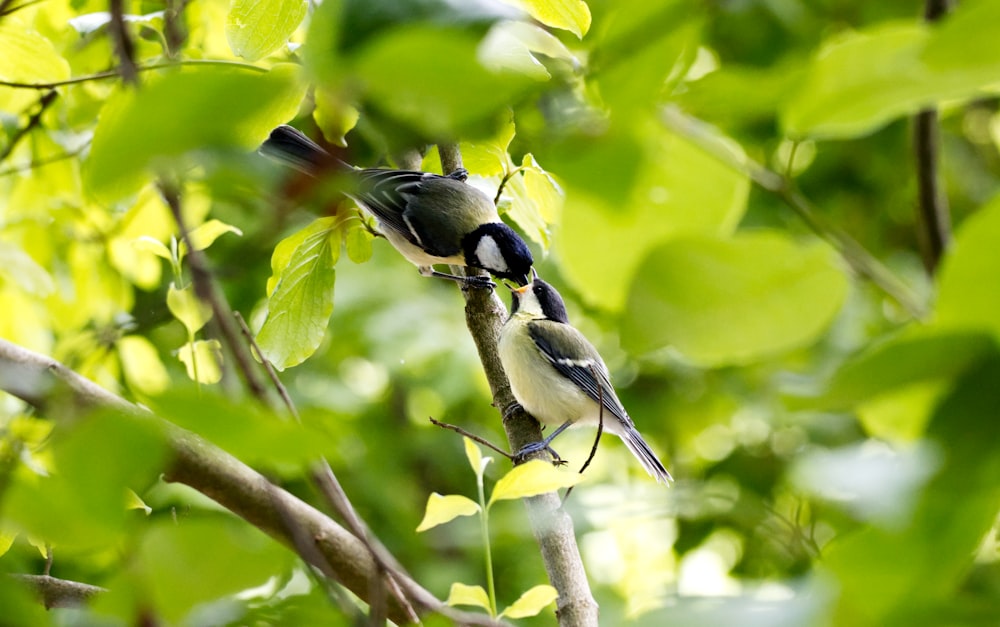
[463, 223, 534, 285]
[508, 276, 570, 324]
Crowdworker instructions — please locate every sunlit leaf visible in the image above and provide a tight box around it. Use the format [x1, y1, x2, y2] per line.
[0, 20, 70, 83]
[624, 232, 847, 364]
[416, 493, 481, 532]
[505, 0, 591, 38]
[464, 437, 483, 476]
[177, 339, 224, 384]
[488, 460, 583, 506]
[500, 584, 559, 619]
[85, 64, 306, 198]
[461, 118, 515, 176]
[118, 335, 170, 395]
[559, 124, 748, 310]
[256, 219, 339, 369]
[133, 236, 173, 261]
[344, 223, 373, 264]
[125, 489, 152, 515]
[181, 219, 243, 254]
[0, 530, 16, 557]
[479, 20, 577, 80]
[227, 0, 308, 61]
[167, 283, 213, 335]
[446, 582, 492, 612]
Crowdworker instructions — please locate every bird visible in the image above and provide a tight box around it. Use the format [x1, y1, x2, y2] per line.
[259, 125, 534, 287]
[498, 275, 672, 483]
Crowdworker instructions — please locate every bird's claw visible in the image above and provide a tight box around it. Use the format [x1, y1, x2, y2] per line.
[462, 275, 497, 291]
[514, 441, 565, 466]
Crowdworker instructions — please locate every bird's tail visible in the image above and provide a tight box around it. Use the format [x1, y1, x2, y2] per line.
[259, 125, 346, 175]
[621, 427, 673, 484]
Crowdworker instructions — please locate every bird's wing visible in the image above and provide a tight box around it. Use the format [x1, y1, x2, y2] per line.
[527, 320, 630, 425]
[353, 169, 427, 242]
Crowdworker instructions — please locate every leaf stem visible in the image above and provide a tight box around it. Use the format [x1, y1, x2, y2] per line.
[0, 59, 268, 90]
[478, 466, 498, 617]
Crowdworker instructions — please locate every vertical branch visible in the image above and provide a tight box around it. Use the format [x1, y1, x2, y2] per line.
[438, 142, 599, 626]
[913, 0, 952, 275]
[108, 0, 139, 85]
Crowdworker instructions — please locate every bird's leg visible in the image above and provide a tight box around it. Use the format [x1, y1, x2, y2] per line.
[514, 420, 573, 466]
[418, 266, 496, 290]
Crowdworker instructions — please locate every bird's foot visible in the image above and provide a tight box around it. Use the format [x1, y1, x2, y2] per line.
[514, 440, 567, 467]
[461, 274, 497, 291]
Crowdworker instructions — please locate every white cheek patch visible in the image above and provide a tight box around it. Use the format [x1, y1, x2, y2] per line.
[475, 235, 509, 273]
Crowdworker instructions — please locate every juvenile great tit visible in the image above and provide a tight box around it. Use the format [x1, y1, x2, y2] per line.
[260, 125, 534, 287]
[498, 276, 672, 483]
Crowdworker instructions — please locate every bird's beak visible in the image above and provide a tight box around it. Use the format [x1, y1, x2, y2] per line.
[512, 284, 530, 295]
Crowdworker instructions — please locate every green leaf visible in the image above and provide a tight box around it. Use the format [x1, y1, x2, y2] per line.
[936, 194, 1000, 341]
[464, 437, 483, 476]
[314, 87, 360, 148]
[501, 154, 560, 248]
[133, 236, 173, 261]
[85, 64, 306, 199]
[500, 584, 559, 619]
[460, 117, 515, 176]
[226, 0, 308, 61]
[814, 330, 993, 411]
[511, 0, 591, 38]
[446, 582, 492, 612]
[479, 20, 578, 80]
[180, 219, 243, 255]
[350, 26, 533, 138]
[256, 219, 339, 369]
[135, 517, 292, 622]
[782, 12, 1000, 139]
[488, 460, 583, 506]
[0, 242, 54, 296]
[126, 489, 153, 515]
[344, 222, 374, 264]
[167, 282, 213, 334]
[624, 232, 848, 365]
[0, 530, 16, 557]
[178, 339, 224, 384]
[0, 21, 70, 83]
[558, 124, 748, 310]
[4, 411, 168, 549]
[416, 493, 481, 532]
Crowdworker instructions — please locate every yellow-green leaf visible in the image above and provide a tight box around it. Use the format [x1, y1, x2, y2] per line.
[344, 223, 373, 264]
[460, 118, 515, 176]
[446, 582, 492, 612]
[416, 493, 481, 532]
[489, 460, 583, 506]
[226, 0, 308, 62]
[463, 437, 492, 478]
[178, 339, 224, 384]
[118, 335, 170, 395]
[509, 0, 592, 39]
[181, 219, 243, 255]
[0, 530, 16, 557]
[256, 219, 339, 369]
[86, 64, 306, 199]
[126, 489, 153, 515]
[314, 88, 360, 148]
[133, 236, 173, 261]
[500, 584, 559, 619]
[167, 283, 214, 335]
[0, 21, 71, 83]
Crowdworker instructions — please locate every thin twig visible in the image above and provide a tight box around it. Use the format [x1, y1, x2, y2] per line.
[661, 107, 927, 319]
[0, 146, 87, 178]
[12, 574, 106, 609]
[0, 90, 58, 164]
[494, 166, 525, 206]
[234, 312, 299, 419]
[0, 0, 44, 18]
[912, 0, 952, 275]
[0, 59, 267, 90]
[429, 417, 515, 459]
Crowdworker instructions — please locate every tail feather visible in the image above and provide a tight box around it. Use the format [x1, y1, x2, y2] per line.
[622, 428, 672, 484]
[259, 125, 344, 174]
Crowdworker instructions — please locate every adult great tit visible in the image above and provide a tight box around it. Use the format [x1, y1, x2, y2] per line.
[498, 276, 672, 483]
[260, 125, 534, 287]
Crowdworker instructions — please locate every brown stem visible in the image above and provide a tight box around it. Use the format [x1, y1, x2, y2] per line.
[0, 90, 58, 164]
[108, 0, 138, 85]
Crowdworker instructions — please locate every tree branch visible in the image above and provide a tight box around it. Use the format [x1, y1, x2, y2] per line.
[0, 338, 505, 627]
[12, 575, 105, 609]
[912, 0, 952, 275]
[438, 141, 599, 626]
[108, 0, 138, 85]
[0, 90, 58, 164]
